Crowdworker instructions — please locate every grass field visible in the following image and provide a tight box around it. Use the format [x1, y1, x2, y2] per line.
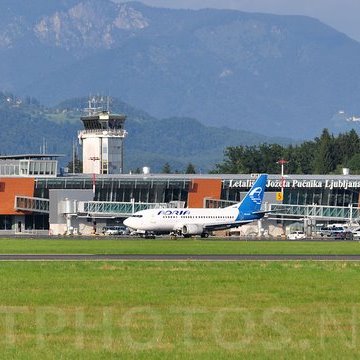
[0, 238, 359, 255]
[0, 238, 359, 358]
[0, 261, 359, 358]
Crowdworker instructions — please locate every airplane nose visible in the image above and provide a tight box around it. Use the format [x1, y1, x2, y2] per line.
[123, 217, 134, 229]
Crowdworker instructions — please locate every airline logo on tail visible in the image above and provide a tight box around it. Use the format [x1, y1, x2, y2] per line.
[235, 174, 268, 221]
[249, 187, 263, 205]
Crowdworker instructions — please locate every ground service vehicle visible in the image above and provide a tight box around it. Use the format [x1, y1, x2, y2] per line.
[102, 226, 129, 235]
[288, 231, 306, 240]
[351, 227, 360, 239]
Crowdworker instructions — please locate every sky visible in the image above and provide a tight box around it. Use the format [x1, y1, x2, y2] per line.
[114, 0, 360, 42]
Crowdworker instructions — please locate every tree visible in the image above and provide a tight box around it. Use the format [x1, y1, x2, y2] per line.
[130, 167, 141, 174]
[313, 129, 336, 174]
[347, 154, 360, 174]
[66, 155, 83, 173]
[162, 162, 172, 174]
[212, 144, 285, 174]
[211, 128, 360, 175]
[211, 146, 247, 173]
[258, 143, 284, 173]
[289, 141, 316, 174]
[335, 129, 360, 168]
[185, 163, 196, 174]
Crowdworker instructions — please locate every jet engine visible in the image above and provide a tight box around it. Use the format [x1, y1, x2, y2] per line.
[182, 224, 204, 235]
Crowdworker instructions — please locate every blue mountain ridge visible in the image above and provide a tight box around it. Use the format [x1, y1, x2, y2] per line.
[0, 0, 359, 138]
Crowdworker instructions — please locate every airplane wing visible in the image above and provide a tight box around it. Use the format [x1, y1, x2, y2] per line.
[252, 210, 278, 216]
[202, 210, 274, 231]
[203, 220, 253, 231]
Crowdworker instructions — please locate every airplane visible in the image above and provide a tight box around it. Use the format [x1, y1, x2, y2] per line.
[123, 174, 268, 238]
[346, 116, 360, 122]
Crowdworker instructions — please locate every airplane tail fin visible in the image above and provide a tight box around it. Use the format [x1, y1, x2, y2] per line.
[226, 174, 268, 218]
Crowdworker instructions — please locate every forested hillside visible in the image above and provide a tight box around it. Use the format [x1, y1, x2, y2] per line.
[0, 93, 289, 172]
[2, 91, 359, 174]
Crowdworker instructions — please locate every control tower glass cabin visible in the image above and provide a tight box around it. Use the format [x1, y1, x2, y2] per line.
[78, 109, 127, 175]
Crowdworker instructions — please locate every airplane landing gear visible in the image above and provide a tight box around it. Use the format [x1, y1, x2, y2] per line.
[144, 231, 155, 239]
[200, 232, 209, 238]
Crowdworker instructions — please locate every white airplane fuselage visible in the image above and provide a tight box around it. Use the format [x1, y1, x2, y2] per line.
[123, 174, 268, 236]
[124, 206, 249, 234]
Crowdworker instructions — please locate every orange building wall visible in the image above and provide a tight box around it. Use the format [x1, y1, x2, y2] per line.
[187, 179, 222, 208]
[0, 178, 35, 215]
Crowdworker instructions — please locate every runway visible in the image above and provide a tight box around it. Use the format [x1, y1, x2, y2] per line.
[1, 254, 360, 261]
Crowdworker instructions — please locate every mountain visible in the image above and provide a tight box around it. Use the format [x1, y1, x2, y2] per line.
[0, 93, 290, 172]
[0, 1, 360, 138]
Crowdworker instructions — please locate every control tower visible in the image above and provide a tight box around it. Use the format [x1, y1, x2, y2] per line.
[78, 97, 127, 174]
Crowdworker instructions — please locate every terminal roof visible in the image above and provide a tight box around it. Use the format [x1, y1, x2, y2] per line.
[0, 154, 64, 160]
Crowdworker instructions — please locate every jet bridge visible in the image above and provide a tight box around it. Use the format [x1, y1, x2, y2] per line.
[80, 201, 167, 217]
[78, 200, 184, 217]
[205, 198, 360, 223]
[269, 203, 360, 222]
[15, 196, 49, 213]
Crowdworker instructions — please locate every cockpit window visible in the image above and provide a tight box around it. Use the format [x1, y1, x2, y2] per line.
[132, 215, 143, 218]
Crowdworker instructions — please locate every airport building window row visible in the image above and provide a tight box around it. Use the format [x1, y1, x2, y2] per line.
[0, 160, 57, 177]
[29, 174, 360, 209]
[34, 177, 191, 203]
[1, 166, 360, 234]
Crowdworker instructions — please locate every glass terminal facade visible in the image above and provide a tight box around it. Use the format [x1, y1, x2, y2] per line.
[221, 176, 360, 207]
[31, 174, 360, 208]
[0, 173, 359, 232]
[34, 176, 191, 204]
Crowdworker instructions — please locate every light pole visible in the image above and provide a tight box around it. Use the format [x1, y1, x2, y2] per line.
[276, 159, 288, 238]
[277, 159, 288, 200]
[89, 156, 100, 197]
[89, 156, 100, 235]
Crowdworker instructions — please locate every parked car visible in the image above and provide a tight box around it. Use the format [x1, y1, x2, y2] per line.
[320, 226, 348, 238]
[288, 231, 306, 240]
[319, 227, 333, 237]
[351, 227, 360, 240]
[102, 226, 129, 235]
[334, 231, 353, 240]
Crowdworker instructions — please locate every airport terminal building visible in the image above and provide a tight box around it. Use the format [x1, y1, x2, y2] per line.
[1, 162, 360, 235]
[1, 104, 360, 236]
